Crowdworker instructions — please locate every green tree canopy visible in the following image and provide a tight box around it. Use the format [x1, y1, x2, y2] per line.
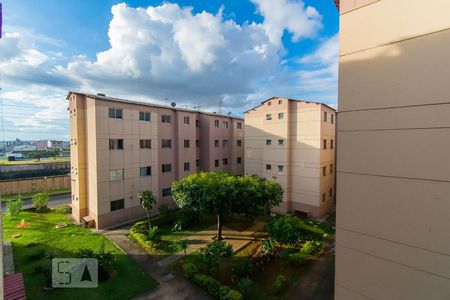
[171, 172, 283, 240]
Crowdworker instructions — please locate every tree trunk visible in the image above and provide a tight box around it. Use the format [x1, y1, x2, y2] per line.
[146, 211, 151, 231]
[217, 214, 223, 240]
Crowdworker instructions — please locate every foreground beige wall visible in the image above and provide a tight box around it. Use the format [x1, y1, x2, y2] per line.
[335, 0, 450, 299]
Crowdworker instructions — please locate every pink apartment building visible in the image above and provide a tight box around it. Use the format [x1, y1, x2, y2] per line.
[67, 92, 244, 229]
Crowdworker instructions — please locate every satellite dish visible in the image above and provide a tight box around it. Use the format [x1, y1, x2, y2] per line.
[171, 102, 176, 107]
[227, 112, 231, 115]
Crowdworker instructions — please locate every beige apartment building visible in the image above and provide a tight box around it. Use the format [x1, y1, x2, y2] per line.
[244, 97, 336, 219]
[335, 1, 450, 299]
[67, 92, 244, 229]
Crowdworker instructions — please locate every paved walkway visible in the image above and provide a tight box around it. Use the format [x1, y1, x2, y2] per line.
[158, 220, 266, 267]
[103, 226, 210, 300]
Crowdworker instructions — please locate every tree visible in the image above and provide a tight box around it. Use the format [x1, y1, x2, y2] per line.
[6, 196, 22, 219]
[202, 240, 233, 275]
[32, 192, 49, 212]
[172, 172, 283, 240]
[138, 190, 157, 231]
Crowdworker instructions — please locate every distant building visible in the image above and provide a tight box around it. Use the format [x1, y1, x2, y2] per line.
[68, 91, 244, 229]
[244, 97, 336, 219]
[7, 145, 37, 159]
[47, 140, 65, 149]
[34, 140, 49, 150]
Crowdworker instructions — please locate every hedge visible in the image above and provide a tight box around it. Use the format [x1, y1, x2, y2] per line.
[190, 271, 243, 300]
[128, 226, 157, 254]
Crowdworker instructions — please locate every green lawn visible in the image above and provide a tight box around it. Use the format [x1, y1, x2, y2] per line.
[0, 157, 70, 165]
[1, 189, 71, 202]
[3, 207, 158, 300]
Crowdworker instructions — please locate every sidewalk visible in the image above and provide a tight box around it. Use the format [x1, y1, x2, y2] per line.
[103, 226, 210, 300]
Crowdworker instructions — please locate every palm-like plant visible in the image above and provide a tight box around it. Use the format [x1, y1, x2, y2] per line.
[175, 239, 188, 257]
[138, 190, 157, 231]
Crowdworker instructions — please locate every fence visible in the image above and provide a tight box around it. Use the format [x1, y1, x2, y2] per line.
[0, 174, 71, 196]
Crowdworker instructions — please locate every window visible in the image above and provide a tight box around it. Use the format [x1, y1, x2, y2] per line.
[109, 139, 123, 150]
[278, 165, 284, 172]
[223, 140, 228, 147]
[237, 157, 242, 164]
[266, 139, 272, 146]
[140, 139, 151, 149]
[329, 188, 333, 197]
[223, 121, 229, 128]
[330, 139, 334, 149]
[237, 140, 242, 147]
[330, 164, 334, 173]
[108, 108, 122, 119]
[184, 116, 190, 125]
[223, 158, 228, 165]
[196, 140, 200, 147]
[323, 166, 327, 176]
[196, 159, 200, 166]
[268, 101, 272, 106]
[323, 139, 327, 149]
[110, 169, 124, 181]
[278, 113, 284, 119]
[139, 112, 151, 121]
[215, 160, 219, 167]
[161, 115, 171, 123]
[140, 166, 151, 176]
[331, 114, 334, 124]
[322, 193, 326, 203]
[162, 164, 172, 173]
[278, 100, 282, 104]
[266, 164, 271, 170]
[214, 120, 219, 127]
[162, 139, 172, 148]
[184, 162, 190, 171]
[215, 140, 219, 147]
[237, 122, 242, 129]
[111, 199, 124, 211]
[278, 139, 284, 146]
[162, 188, 171, 197]
[266, 114, 272, 120]
[324, 111, 328, 122]
[184, 139, 190, 148]
[196, 120, 200, 127]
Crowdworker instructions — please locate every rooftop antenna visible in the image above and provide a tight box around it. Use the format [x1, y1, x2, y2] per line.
[164, 97, 169, 106]
[193, 104, 202, 111]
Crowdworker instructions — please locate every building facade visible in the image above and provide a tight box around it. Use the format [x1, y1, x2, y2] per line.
[244, 97, 336, 219]
[335, 1, 450, 299]
[68, 92, 244, 229]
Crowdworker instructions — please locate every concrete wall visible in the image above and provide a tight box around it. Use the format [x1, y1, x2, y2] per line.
[245, 97, 336, 218]
[335, 0, 450, 299]
[0, 162, 70, 180]
[0, 175, 70, 196]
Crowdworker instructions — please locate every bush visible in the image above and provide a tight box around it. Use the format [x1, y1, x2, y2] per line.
[300, 240, 322, 255]
[6, 197, 22, 219]
[238, 277, 253, 298]
[192, 273, 242, 300]
[272, 274, 287, 295]
[287, 252, 308, 266]
[147, 226, 161, 241]
[76, 244, 115, 281]
[232, 259, 252, 281]
[202, 240, 233, 274]
[32, 192, 49, 212]
[182, 262, 198, 279]
[267, 216, 324, 245]
[129, 226, 157, 254]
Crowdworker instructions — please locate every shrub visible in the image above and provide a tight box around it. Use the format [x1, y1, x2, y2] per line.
[128, 226, 157, 254]
[232, 259, 252, 281]
[287, 252, 308, 266]
[202, 240, 233, 274]
[147, 226, 161, 241]
[182, 262, 198, 279]
[32, 192, 49, 212]
[238, 277, 253, 298]
[267, 216, 324, 245]
[272, 274, 287, 295]
[76, 244, 115, 281]
[300, 240, 322, 255]
[192, 273, 242, 300]
[6, 197, 22, 219]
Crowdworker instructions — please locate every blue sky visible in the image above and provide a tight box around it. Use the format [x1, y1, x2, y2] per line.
[0, 0, 338, 140]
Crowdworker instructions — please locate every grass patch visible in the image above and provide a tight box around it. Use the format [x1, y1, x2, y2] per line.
[3, 207, 158, 300]
[1, 189, 71, 202]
